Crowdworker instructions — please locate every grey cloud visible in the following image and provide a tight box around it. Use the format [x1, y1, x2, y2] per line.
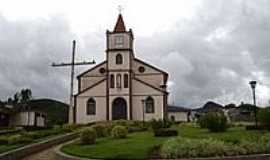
[0, 15, 74, 101]
[0, 0, 269, 108]
[136, 0, 270, 107]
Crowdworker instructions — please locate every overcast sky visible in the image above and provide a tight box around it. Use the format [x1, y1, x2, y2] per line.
[0, 0, 269, 108]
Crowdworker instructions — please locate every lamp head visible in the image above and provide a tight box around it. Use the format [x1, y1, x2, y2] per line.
[249, 81, 257, 89]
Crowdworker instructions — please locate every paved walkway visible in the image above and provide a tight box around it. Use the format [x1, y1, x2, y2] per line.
[21, 147, 56, 160]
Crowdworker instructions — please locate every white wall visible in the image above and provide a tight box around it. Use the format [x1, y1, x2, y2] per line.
[168, 112, 188, 122]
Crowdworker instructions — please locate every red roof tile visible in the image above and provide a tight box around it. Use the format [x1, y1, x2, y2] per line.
[113, 14, 126, 32]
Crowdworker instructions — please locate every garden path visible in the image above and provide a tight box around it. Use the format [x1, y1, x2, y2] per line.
[21, 146, 56, 160]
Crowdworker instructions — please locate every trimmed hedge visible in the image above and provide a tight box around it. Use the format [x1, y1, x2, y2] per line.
[80, 128, 97, 145]
[111, 125, 128, 139]
[8, 135, 33, 144]
[161, 134, 270, 158]
[154, 128, 178, 137]
[150, 119, 172, 131]
[0, 137, 8, 145]
[91, 124, 109, 137]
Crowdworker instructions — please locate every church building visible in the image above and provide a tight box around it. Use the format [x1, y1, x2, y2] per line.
[74, 14, 169, 123]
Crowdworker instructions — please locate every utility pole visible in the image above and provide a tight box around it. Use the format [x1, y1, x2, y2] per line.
[52, 40, 95, 124]
[249, 81, 257, 127]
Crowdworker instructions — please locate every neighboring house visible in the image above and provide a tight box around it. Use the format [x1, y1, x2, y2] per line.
[0, 106, 12, 127]
[0, 98, 69, 128]
[0, 105, 47, 127]
[167, 105, 191, 122]
[74, 14, 169, 124]
[225, 103, 256, 122]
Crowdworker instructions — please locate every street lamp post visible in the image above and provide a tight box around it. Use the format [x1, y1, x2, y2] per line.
[141, 99, 145, 125]
[249, 81, 257, 127]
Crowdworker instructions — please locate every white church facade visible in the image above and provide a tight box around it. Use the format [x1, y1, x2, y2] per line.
[73, 14, 169, 124]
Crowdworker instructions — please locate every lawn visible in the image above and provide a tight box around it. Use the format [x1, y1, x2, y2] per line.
[61, 124, 268, 160]
[61, 132, 168, 160]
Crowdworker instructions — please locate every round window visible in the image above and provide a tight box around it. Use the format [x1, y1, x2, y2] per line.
[138, 66, 145, 73]
[99, 68, 106, 74]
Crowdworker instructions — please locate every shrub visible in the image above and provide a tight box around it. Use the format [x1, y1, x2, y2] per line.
[0, 137, 8, 145]
[154, 128, 178, 137]
[80, 128, 97, 145]
[128, 126, 147, 133]
[258, 108, 270, 128]
[150, 119, 172, 131]
[8, 135, 33, 144]
[113, 120, 128, 127]
[111, 125, 128, 139]
[198, 112, 228, 132]
[21, 131, 41, 139]
[161, 137, 228, 158]
[92, 124, 109, 137]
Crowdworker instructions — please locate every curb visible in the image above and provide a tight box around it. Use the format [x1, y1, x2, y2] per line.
[0, 132, 78, 160]
[54, 139, 93, 160]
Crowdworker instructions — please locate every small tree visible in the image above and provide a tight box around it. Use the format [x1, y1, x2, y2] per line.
[198, 112, 228, 132]
[258, 108, 270, 128]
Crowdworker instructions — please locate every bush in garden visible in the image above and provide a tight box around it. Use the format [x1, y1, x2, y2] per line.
[111, 125, 128, 139]
[92, 124, 109, 137]
[258, 108, 270, 128]
[150, 119, 172, 131]
[161, 137, 228, 158]
[128, 126, 147, 133]
[198, 112, 228, 132]
[80, 127, 97, 145]
[8, 135, 33, 144]
[113, 120, 128, 127]
[154, 128, 178, 137]
[21, 131, 42, 139]
[0, 137, 8, 145]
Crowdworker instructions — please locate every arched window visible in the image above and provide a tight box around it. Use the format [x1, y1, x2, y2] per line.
[110, 74, 115, 88]
[116, 54, 123, 64]
[87, 98, 96, 115]
[124, 74, 128, 88]
[145, 97, 154, 113]
[116, 74, 121, 88]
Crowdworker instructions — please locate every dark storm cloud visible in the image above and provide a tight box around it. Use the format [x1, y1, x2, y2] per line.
[0, 0, 269, 107]
[136, 0, 270, 107]
[0, 15, 74, 101]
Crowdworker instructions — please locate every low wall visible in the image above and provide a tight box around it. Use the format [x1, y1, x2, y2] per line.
[152, 154, 270, 160]
[56, 143, 270, 160]
[54, 140, 90, 160]
[0, 132, 78, 160]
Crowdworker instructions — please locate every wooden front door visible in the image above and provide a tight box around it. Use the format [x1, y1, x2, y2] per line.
[112, 97, 127, 120]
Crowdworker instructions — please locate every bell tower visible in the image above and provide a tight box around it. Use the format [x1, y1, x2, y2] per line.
[106, 13, 134, 120]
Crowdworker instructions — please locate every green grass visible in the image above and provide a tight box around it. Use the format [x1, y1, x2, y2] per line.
[61, 132, 168, 160]
[177, 124, 266, 142]
[61, 124, 268, 160]
[0, 144, 25, 154]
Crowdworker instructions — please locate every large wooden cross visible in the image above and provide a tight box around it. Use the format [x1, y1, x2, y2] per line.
[52, 40, 95, 123]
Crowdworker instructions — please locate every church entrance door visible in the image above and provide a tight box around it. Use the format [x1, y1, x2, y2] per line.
[112, 97, 127, 120]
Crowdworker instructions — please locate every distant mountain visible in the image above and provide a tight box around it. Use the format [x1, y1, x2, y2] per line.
[27, 98, 69, 126]
[167, 105, 191, 112]
[194, 101, 224, 113]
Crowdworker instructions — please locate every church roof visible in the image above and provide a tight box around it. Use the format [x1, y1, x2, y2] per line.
[113, 14, 126, 32]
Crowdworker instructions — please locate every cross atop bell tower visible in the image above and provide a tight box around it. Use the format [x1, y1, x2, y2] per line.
[106, 12, 134, 52]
